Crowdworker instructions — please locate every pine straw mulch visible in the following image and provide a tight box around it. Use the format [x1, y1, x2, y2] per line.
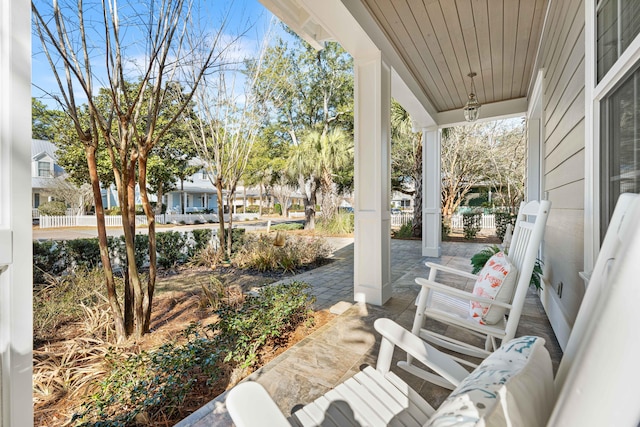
[33, 265, 335, 427]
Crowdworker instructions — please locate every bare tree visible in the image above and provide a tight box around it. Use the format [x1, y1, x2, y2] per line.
[186, 32, 271, 259]
[271, 174, 296, 217]
[32, 0, 236, 340]
[48, 178, 93, 215]
[440, 124, 491, 225]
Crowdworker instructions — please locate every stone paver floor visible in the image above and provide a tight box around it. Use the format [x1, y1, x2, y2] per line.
[176, 238, 562, 426]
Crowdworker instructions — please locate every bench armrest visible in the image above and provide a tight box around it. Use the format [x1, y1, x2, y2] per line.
[416, 277, 513, 310]
[374, 318, 469, 387]
[425, 261, 479, 280]
[227, 382, 290, 427]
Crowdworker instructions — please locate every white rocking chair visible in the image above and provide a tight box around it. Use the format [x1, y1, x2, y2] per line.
[398, 200, 551, 389]
[226, 194, 640, 427]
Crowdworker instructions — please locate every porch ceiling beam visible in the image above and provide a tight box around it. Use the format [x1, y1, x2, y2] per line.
[435, 97, 528, 128]
[258, 0, 329, 50]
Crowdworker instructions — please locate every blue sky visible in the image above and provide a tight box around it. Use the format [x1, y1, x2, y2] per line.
[31, 0, 279, 107]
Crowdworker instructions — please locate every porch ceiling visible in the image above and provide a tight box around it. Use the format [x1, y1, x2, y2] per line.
[360, 0, 548, 113]
[261, 0, 549, 124]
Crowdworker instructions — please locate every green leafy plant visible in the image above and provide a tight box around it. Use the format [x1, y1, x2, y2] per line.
[495, 211, 517, 240]
[216, 281, 315, 368]
[156, 231, 188, 268]
[392, 222, 413, 238]
[470, 245, 544, 291]
[191, 229, 213, 254]
[462, 213, 482, 239]
[33, 240, 65, 284]
[38, 200, 68, 216]
[73, 325, 221, 426]
[65, 238, 102, 269]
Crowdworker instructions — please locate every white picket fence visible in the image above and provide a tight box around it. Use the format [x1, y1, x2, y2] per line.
[450, 214, 495, 230]
[391, 212, 414, 227]
[39, 215, 166, 228]
[390, 212, 496, 230]
[38, 212, 262, 228]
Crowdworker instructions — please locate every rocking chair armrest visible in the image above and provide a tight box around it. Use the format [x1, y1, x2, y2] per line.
[374, 318, 469, 387]
[424, 262, 479, 280]
[227, 382, 290, 427]
[415, 277, 514, 310]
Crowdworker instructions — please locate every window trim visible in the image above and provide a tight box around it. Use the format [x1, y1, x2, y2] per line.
[586, 0, 640, 271]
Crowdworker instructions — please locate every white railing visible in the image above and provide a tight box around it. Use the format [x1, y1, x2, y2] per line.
[450, 214, 495, 230]
[390, 213, 496, 230]
[39, 212, 263, 228]
[391, 212, 414, 227]
[39, 215, 165, 229]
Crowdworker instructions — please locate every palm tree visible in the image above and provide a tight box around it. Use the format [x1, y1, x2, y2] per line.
[288, 128, 352, 228]
[391, 101, 423, 237]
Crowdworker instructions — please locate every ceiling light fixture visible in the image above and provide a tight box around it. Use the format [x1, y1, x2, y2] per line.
[463, 72, 481, 122]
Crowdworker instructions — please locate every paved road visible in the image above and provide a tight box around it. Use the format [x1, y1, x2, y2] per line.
[32, 217, 304, 241]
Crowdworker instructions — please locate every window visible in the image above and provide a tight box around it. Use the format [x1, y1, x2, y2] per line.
[597, 0, 640, 82]
[34, 193, 40, 208]
[37, 161, 51, 177]
[600, 63, 640, 241]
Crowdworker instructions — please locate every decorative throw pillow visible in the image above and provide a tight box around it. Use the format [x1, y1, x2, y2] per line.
[426, 336, 554, 427]
[469, 251, 517, 325]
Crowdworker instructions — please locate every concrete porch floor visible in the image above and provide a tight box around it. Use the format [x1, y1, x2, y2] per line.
[176, 239, 563, 426]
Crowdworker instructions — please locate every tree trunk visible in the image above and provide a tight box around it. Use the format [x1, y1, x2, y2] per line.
[138, 153, 157, 333]
[86, 145, 126, 341]
[155, 181, 164, 215]
[215, 177, 227, 256]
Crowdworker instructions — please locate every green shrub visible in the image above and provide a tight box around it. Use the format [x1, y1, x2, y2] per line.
[244, 205, 260, 213]
[225, 228, 245, 255]
[233, 233, 331, 273]
[73, 325, 221, 426]
[192, 229, 213, 253]
[271, 222, 304, 231]
[289, 204, 304, 212]
[33, 240, 64, 284]
[216, 281, 315, 368]
[38, 200, 67, 216]
[105, 206, 121, 215]
[65, 238, 101, 269]
[495, 212, 517, 240]
[315, 212, 354, 235]
[462, 213, 482, 239]
[274, 203, 282, 216]
[108, 234, 149, 270]
[156, 231, 187, 268]
[441, 215, 452, 237]
[393, 222, 413, 238]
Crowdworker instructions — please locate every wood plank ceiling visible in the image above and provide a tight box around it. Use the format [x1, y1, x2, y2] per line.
[360, 0, 548, 113]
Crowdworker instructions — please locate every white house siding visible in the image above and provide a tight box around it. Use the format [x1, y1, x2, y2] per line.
[538, 0, 585, 345]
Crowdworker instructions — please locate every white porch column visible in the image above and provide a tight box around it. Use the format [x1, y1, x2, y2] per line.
[422, 128, 442, 257]
[353, 53, 392, 306]
[0, 0, 34, 425]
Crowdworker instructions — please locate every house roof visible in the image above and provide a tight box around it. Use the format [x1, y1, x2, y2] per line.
[32, 139, 58, 161]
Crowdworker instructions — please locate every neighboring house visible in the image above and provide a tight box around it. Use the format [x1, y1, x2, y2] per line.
[166, 166, 218, 214]
[31, 139, 65, 211]
[391, 190, 413, 211]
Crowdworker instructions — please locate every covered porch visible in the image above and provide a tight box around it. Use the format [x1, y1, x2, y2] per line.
[175, 238, 562, 426]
